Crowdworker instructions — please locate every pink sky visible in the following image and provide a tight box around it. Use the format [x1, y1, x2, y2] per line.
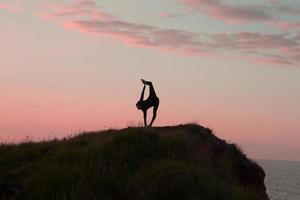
[1, 0, 300, 161]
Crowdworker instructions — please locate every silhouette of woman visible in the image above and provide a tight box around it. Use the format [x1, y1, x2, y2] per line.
[136, 79, 160, 127]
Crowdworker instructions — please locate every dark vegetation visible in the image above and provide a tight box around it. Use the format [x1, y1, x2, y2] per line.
[0, 124, 268, 200]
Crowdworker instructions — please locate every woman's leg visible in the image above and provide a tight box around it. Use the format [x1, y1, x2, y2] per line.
[142, 79, 157, 97]
[143, 110, 147, 127]
[149, 100, 159, 127]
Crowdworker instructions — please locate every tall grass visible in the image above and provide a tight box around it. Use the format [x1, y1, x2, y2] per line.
[0, 124, 266, 200]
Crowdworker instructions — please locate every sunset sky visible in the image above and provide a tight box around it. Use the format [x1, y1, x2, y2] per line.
[1, 0, 300, 161]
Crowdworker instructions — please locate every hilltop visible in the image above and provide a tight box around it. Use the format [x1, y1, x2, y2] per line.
[0, 124, 268, 200]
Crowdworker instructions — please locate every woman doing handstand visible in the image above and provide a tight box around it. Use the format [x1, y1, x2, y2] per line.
[136, 79, 159, 127]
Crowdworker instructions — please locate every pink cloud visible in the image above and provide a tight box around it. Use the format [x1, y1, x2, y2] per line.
[281, 48, 300, 62]
[209, 5, 274, 24]
[39, 1, 207, 56]
[179, 0, 300, 31]
[180, 0, 274, 24]
[256, 55, 296, 65]
[159, 12, 177, 18]
[0, 2, 23, 12]
[275, 5, 300, 16]
[207, 32, 300, 65]
[42, 1, 114, 20]
[36, 0, 300, 65]
[273, 22, 300, 30]
[209, 32, 297, 50]
[64, 20, 206, 56]
[159, 12, 188, 18]
[64, 19, 300, 65]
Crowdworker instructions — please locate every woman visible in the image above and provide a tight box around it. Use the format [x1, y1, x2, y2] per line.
[136, 79, 160, 127]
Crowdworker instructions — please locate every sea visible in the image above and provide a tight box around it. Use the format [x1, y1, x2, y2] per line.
[257, 160, 300, 200]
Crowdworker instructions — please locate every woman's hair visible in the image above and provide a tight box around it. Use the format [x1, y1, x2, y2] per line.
[136, 101, 142, 110]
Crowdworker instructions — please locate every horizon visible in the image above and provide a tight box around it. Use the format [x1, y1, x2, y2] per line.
[1, 0, 300, 161]
[2, 124, 300, 162]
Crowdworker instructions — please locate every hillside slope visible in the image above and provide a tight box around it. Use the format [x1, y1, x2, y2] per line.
[0, 124, 269, 200]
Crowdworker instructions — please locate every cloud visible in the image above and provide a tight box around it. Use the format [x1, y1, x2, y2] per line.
[208, 32, 297, 50]
[63, 16, 300, 65]
[256, 55, 296, 65]
[281, 48, 300, 62]
[178, 0, 300, 30]
[159, 12, 179, 18]
[159, 11, 191, 18]
[38, 0, 208, 56]
[275, 5, 300, 16]
[207, 32, 300, 65]
[41, 0, 114, 21]
[179, 0, 274, 24]
[64, 20, 207, 56]
[37, 0, 300, 65]
[272, 22, 300, 30]
[7, 0, 300, 66]
[0, 2, 23, 12]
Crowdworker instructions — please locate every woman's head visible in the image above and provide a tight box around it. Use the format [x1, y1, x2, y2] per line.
[136, 100, 142, 110]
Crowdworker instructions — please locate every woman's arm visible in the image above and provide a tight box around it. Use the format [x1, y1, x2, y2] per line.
[139, 85, 146, 101]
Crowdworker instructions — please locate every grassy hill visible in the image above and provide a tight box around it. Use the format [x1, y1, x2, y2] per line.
[0, 124, 268, 200]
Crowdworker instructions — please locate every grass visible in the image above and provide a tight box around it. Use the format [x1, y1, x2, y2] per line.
[0, 124, 268, 200]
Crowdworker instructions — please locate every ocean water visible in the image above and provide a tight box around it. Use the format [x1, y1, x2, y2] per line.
[257, 160, 300, 200]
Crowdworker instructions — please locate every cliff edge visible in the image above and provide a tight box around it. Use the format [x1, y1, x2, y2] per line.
[0, 124, 269, 200]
